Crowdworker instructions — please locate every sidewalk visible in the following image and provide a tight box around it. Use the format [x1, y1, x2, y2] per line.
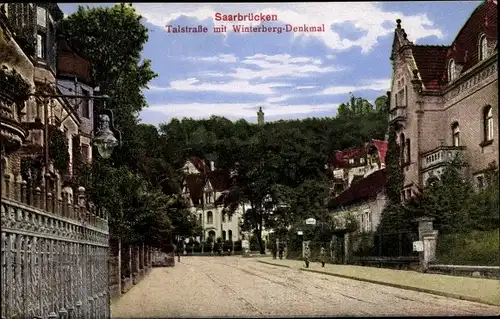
[257, 257, 500, 306]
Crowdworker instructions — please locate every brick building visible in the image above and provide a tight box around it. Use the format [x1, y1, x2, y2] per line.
[389, 0, 498, 200]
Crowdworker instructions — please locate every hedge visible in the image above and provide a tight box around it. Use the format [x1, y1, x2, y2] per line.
[436, 229, 499, 266]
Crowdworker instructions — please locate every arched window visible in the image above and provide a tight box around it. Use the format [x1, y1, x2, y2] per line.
[479, 34, 488, 61]
[222, 230, 226, 241]
[222, 213, 226, 223]
[207, 211, 213, 224]
[448, 59, 456, 82]
[451, 122, 460, 146]
[228, 230, 233, 242]
[483, 105, 494, 141]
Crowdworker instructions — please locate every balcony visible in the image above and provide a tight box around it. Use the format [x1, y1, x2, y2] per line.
[389, 106, 407, 127]
[0, 14, 34, 154]
[421, 146, 466, 171]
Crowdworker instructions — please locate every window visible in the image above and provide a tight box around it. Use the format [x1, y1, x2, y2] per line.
[476, 175, 486, 190]
[222, 213, 226, 223]
[207, 211, 213, 224]
[37, 6, 46, 27]
[400, 133, 406, 164]
[36, 32, 46, 59]
[222, 230, 226, 241]
[452, 122, 460, 146]
[448, 59, 456, 82]
[406, 139, 411, 164]
[348, 158, 354, 164]
[228, 214, 232, 222]
[81, 144, 90, 163]
[81, 89, 90, 118]
[199, 213, 202, 221]
[483, 105, 494, 142]
[228, 230, 233, 242]
[479, 35, 488, 61]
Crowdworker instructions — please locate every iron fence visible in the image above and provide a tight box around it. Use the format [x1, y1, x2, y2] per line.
[1, 176, 109, 319]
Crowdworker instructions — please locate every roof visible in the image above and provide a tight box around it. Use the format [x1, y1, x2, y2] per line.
[184, 174, 205, 205]
[410, 0, 497, 91]
[189, 156, 209, 174]
[330, 139, 388, 168]
[328, 168, 387, 208]
[411, 45, 449, 91]
[57, 38, 92, 85]
[206, 169, 231, 192]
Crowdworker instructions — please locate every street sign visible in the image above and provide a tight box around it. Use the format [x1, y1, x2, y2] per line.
[305, 218, 316, 225]
[413, 241, 424, 252]
[242, 240, 249, 249]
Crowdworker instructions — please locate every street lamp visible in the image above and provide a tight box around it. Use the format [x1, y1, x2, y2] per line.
[94, 114, 119, 159]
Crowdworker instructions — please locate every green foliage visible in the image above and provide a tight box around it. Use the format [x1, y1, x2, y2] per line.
[48, 126, 70, 172]
[436, 229, 499, 266]
[384, 126, 403, 204]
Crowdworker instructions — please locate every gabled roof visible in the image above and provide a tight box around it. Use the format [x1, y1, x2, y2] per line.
[330, 139, 388, 168]
[409, 0, 497, 91]
[184, 174, 205, 205]
[411, 45, 449, 91]
[207, 169, 231, 192]
[189, 156, 209, 174]
[328, 169, 387, 209]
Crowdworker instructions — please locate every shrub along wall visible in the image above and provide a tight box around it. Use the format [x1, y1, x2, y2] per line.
[436, 229, 499, 266]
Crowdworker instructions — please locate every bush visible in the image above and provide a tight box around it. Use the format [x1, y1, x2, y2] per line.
[233, 240, 242, 252]
[436, 229, 499, 266]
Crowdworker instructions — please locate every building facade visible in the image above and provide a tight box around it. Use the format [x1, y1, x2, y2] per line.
[1, 3, 95, 205]
[327, 141, 388, 233]
[388, 0, 498, 200]
[182, 157, 244, 242]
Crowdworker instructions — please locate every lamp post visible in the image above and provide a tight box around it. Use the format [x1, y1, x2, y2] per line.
[25, 91, 121, 208]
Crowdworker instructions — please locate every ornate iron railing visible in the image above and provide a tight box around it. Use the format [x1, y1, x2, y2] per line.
[1, 177, 110, 319]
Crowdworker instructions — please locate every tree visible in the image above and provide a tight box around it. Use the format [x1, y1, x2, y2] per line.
[384, 126, 404, 204]
[60, 3, 158, 169]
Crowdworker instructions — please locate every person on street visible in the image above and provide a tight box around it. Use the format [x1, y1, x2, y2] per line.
[272, 244, 277, 259]
[304, 244, 310, 268]
[319, 246, 326, 267]
[278, 243, 284, 260]
[176, 243, 181, 262]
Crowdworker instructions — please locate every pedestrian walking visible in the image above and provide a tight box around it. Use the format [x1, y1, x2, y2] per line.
[278, 243, 284, 260]
[176, 244, 181, 262]
[304, 244, 310, 268]
[272, 245, 277, 259]
[319, 246, 326, 267]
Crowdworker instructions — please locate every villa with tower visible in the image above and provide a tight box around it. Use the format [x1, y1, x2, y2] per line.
[388, 0, 497, 200]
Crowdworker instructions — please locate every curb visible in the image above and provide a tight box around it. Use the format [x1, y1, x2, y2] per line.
[299, 267, 500, 307]
[257, 260, 293, 269]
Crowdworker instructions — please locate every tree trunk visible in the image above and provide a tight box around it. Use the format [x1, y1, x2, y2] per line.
[257, 206, 265, 254]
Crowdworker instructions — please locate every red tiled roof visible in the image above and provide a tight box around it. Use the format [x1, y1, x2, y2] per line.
[412, 45, 449, 91]
[448, 0, 497, 73]
[184, 174, 205, 205]
[207, 169, 231, 192]
[411, 0, 497, 91]
[189, 156, 208, 173]
[330, 139, 388, 168]
[57, 38, 92, 85]
[328, 169, 387, 208]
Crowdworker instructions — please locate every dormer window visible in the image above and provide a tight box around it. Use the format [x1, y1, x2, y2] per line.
[479, 34, 488, 61]
[448, 59, 456, 82]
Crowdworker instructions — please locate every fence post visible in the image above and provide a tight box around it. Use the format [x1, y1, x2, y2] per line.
[415, 217, 439, 272]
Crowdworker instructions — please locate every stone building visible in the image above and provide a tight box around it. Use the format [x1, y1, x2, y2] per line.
[181, 156, 244, 242]
[1, 3, 94, 204]
[327, 140, 388, 233]
[388, 0, 498, 200]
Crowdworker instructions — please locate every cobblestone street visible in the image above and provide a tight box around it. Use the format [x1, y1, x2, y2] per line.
[111, 257, 500, 318]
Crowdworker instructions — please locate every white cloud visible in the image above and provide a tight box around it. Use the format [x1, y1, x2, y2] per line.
[321, 78, 391, 95]
[133, 3, 444, 53]
[147, 101, 337, 120]
[184, 54, 238, 63]
[295, 86, 316, 89]
[148, 77, 289, 95]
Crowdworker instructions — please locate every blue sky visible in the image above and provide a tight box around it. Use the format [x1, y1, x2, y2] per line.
[58, 1, 483, 126]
